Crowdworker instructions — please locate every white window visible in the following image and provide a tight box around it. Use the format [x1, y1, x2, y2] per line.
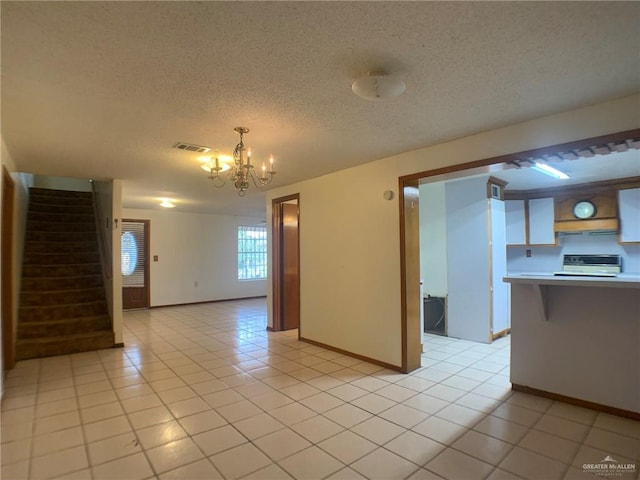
[238, 226, 267, 280]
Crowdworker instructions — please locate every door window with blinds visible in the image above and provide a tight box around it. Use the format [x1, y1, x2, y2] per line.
[238, 225, 267, 280]
[121, 221, 146, 287]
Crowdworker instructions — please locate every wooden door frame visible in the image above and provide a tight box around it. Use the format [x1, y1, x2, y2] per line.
[271, 194, 300, 333]
[2, 166, 16, 371]
[122, 219, 150, 309]
[398, 129, 640, 373]
[399, 182, 422, 373]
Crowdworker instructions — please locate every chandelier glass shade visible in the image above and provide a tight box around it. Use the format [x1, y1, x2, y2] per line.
[204, 127, 276, 196]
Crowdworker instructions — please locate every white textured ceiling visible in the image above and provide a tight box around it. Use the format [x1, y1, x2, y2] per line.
[2, 2, 639, 217]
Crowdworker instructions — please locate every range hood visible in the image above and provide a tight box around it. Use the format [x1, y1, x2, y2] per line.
[554, 217, 619, 233]
[554, 194, 619, 233]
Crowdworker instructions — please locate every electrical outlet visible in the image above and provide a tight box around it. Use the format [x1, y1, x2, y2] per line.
[526, 249, 532, 257]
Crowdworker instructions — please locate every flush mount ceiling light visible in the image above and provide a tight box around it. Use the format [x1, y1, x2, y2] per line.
[159, 198, 176, 208]
[352, 72, 406, 101]
[202, 127, 276, 196]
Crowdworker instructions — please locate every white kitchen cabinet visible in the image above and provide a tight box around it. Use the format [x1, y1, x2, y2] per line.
[618, 188, 640, 243]
[528, 197, 556, 245]
[505, 200, 526, 245]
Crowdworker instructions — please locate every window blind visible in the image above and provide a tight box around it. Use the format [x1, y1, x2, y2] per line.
[122, 221, 145, 287]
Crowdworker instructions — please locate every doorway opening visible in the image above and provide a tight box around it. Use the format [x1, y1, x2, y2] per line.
[271, 194, 300, 332]
[122, 219, 150, 310]
[399, 129, 640, 372]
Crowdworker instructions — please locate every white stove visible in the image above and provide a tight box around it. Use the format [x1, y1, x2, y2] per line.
[553, 254, 621, 277]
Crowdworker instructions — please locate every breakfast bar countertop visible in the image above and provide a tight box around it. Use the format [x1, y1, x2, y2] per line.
[503, 272, 640, 288]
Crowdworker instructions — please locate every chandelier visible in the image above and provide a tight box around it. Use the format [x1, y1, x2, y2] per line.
[203, 127, 276, 196]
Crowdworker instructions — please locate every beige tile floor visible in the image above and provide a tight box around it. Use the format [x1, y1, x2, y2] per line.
[1, 298, 639, 480]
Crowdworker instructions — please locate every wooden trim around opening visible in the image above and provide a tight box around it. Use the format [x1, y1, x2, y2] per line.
[400, 129, 640, 184]
[398, 181, 422, 373]
[271, 193, 300, 333]
[512, 383, 640, 421]
[299, 336, 403, 373]
[492, 328, 510, 340]
[1, 166, 15, 372]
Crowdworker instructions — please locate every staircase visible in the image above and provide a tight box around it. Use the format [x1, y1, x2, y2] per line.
[16, 188, 114, 360]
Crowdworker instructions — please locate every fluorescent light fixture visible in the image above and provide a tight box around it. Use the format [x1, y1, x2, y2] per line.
[531, 162, 570, 180]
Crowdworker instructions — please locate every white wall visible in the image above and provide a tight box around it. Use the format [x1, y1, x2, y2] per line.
[33, 175, 92, 192]
[445, 177, 491, 343]
[490, 198, 509, 335]
[122, 208, 267, 307]
[419, 183, 447, 297]
[266, 94, 640, 368]
[111, 181, 123, 343]
[94, 179, 124, 344]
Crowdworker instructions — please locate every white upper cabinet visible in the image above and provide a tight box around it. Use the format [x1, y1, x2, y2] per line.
[618, 188, 640, 243]
[528, 197, 556, 245]
[505, 200, 526, 245]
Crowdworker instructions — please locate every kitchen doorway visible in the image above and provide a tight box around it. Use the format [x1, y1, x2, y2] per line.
[398, 129, 640, 372]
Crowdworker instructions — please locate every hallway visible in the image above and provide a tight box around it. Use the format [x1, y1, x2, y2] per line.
[1, 299, 638, 479]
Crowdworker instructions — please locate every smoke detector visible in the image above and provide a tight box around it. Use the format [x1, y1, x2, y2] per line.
[352, 72, 406, 101]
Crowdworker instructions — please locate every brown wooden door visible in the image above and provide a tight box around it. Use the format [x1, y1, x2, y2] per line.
[122, 219, 150, 310]
[2, 167, 15, 370]
[281, 202, 300, 330]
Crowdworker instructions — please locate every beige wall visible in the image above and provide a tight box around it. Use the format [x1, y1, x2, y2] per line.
[122, 208, 267, 307]
[266, 94, 640, 368]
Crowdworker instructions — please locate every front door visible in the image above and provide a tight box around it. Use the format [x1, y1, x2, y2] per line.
[122, 219, 150, 309]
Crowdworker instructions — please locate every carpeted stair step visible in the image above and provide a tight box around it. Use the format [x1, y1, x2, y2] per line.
[29, 187, 93, 205]
[23, 251, 101, 266]
[26, 220, 96, 233]
[21, 287, 106, 307]
[24, 240, 99, 254]
[21, 274, 104, 292]
[18, 315, 111, 338]
[28, 202, 94, 215]
[27, 211, 96, 224]
[16, 331, 114, 361]
[22, 263, 103, 278]
[29, 188, 93, 198]
[26, 230, 98, 243]
[19, 300, 107, 322]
